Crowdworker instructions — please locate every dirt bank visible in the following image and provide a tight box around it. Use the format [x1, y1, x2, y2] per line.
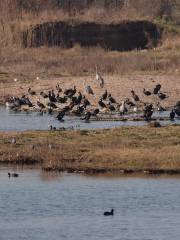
[23, 20, 161, 50]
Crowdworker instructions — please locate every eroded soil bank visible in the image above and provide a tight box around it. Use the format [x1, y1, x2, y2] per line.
[23, 20, 161, 50]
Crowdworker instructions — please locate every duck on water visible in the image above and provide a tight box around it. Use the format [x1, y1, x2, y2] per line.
[8, 173, 19, 178]
[104, 209, 114, 216]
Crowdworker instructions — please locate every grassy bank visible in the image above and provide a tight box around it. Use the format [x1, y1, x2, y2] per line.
[0, 0, 179, 79]
[1, 125, 180, 174]
[0, 36, 180, 79]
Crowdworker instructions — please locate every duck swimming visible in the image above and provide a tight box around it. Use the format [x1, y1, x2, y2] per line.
[8, 173, 19, 178]
[104, 209, 114, 216]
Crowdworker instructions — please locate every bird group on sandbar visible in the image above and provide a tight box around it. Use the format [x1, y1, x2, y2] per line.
[5, 70, 180, 124]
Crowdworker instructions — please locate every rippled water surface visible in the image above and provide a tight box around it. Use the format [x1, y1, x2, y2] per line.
[0, 107, 179, 131]
[1, 166, 180, 240]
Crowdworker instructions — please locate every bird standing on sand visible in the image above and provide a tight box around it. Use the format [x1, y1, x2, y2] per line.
[108, 104, 116, 112]
[102, 90, 108, 100]
[85, 84, 94, 95]
[125, 98, 135, 107]
[73, 106, 84, 116]
[108, 94, 116, 104]
[28, 88, 36, 95]
[11, 137, 16, 144]
[82, 96, 91, 109]
[83, 80, 93, 95]
[131, 90, 140, 102]
[75, 92, 82, 105]
[98, 99, 106, 109]
[64, 86, 76, 98]
[57, 95, 67, 104]
[48, 91, 57, 102]
[37, 101, 45, 109]
[47, 102, 58, 109]
[56, 84, 62, 93]
[95, 67, 104, 88]
[158, 92, 167, 100]
[157, 102, 166, 112]
[92, 108, 99, 116]
[119, 100, 128, 115]
[48, 144, 53, 149]
[143, 88, 151, 96]
[153, 84, 161, 95]
[40, 91, 48, 98]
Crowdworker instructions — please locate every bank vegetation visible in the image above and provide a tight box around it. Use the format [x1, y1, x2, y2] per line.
[1, 125, 180, 174]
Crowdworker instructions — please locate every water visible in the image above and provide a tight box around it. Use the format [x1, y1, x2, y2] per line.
[1, 166, 180, 240]
[0, 107, 179, 131]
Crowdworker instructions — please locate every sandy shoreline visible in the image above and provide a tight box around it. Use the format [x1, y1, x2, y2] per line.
[0, 74, 179, 108]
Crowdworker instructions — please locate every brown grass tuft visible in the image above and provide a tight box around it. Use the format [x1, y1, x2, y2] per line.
[0, 126, 180, 173]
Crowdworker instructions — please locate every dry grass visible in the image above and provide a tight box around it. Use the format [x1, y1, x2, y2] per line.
[0, 0, 179, 47]
[0, 125, 180, 172]
[0, 0, 178, 81]
[0, 37, 180, 107]
[0, 1, 179, 109]
[0, 35, 180, 78]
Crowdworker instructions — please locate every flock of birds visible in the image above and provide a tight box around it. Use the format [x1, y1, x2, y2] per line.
[6, 71, 179, 218]
[5, 70, 180, 123]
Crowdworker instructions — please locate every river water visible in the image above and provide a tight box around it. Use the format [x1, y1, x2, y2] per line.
[0, 166, 180, 240]
[0, 107, 179, 131]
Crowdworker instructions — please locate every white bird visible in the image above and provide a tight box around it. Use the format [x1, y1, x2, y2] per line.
[36, 76, 40, 80]
[133, 106, 138, 113]
[5, 101, 10, 107]
[95, 67, 104, 88]
[119, 101, 128, 115]
[11, 137, 16, 144]
[14, 78, 18, 82]
[48, 143, 53, 149]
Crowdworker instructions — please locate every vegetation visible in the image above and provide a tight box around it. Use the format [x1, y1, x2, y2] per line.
[1, 125, 180, 174]
[0, 2, 179, 176]
[0, 37, 180, 79]
[0, 0, 179, 79]
[0, 0, 179, 48]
